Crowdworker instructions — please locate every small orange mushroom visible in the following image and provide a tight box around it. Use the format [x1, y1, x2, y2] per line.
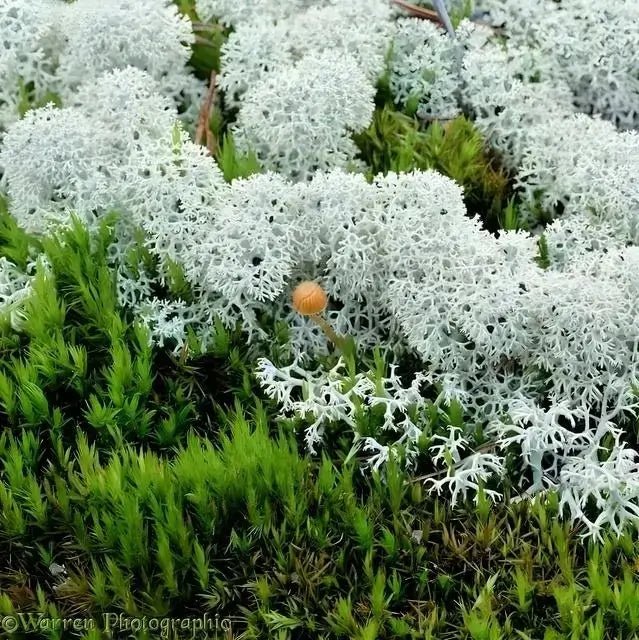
[292, 281, 328, 316]
[291, 281, 343, 349]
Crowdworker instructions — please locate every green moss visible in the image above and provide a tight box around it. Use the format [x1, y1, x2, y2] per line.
[2, 393, 639, 639]
[355, 106, 515, 231]
[17, 79, 62, 118]
[215, 133, 262, 182]
[0, 212, 255, 455]
[0, 165, 632, 640]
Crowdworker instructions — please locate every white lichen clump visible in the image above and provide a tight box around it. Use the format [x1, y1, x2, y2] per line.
[219, 0, 393, 105]
[233, 52, 376, 181]
[476, 0, 639, 129]
[56, 0, 202, 117]
[389, 17, 464, 120]
[0, 0, 63, 131]
[195, 0, 328, 25]
[219, 0, 392, 179]
[0, 68, 180, 233]
[0, 0, 200, 131]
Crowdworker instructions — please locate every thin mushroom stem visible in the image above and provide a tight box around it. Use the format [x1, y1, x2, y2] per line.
[310, 314, 345, 350]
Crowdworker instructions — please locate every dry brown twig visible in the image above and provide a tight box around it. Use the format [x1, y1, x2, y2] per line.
[195, 70, 219, 155]
[392, 0, 443, 25]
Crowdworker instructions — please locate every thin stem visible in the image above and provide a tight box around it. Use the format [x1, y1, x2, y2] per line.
[195, 70, 218, 153]
[310, 314, 346, 351]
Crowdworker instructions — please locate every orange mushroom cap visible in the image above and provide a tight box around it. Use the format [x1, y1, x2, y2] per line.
[292, 281, 328, 316]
